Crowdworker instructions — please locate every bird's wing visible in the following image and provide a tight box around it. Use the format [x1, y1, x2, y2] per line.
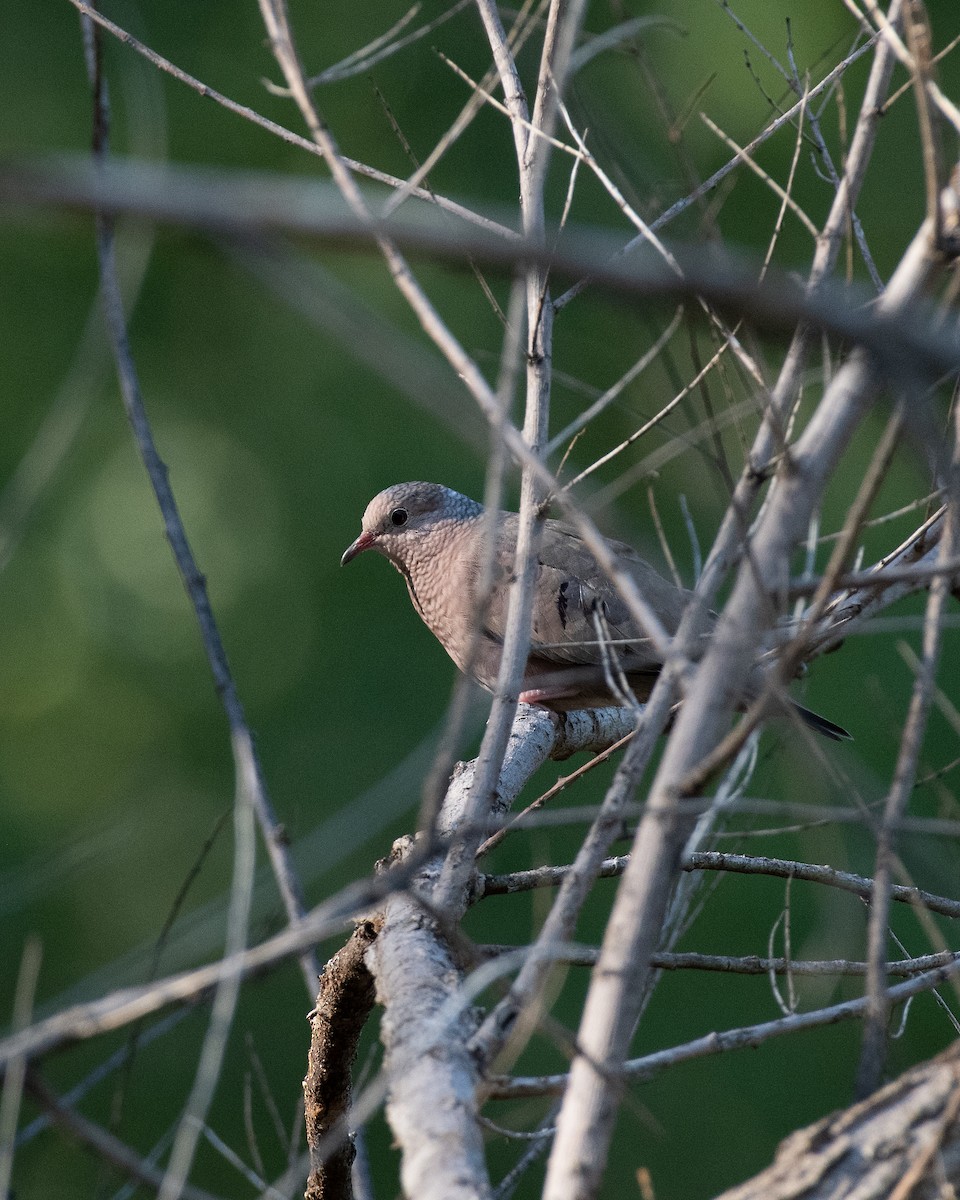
[480, 515, 691, 672]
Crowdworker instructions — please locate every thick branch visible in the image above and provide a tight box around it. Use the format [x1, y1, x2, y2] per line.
[713, 1041, 960, 1200]
[304, 920, 380, 1200]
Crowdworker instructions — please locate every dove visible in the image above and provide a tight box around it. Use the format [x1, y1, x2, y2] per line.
[341, 482, 850, 740]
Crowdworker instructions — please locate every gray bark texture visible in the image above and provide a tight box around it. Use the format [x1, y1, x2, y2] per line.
[715, 1041, 960, 1200]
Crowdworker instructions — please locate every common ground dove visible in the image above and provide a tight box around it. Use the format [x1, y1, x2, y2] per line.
[341, 482, 849, 740]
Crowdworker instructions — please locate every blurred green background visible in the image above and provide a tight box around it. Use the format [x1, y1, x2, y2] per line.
[2, 0, 959, 1196]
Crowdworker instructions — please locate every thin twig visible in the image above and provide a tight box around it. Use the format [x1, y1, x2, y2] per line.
[700, 111, 819, 241]
[0, 863, 421, 1072]
[63, 0, 518, 241]
[480, 943, 960, 978]
[493, 951, 960, 1099]
[83, 24, 279, 1193]
[82, 25, 319, 999]
[857, 422, 960, 1096]
[480, 850, 960, 918]
[846, 0, 960, 134]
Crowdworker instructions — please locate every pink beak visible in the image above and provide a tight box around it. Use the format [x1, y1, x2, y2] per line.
[341, 530, 377, 565]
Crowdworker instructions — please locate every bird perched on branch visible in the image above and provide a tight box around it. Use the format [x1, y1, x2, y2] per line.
[341, 481, 849, 740]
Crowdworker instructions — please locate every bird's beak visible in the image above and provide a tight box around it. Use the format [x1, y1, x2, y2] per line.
[341, 530, 376, 565]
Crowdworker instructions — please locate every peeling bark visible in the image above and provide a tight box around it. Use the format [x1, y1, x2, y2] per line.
[303, 919, 381, 1200]
[715, 1042, 960, 1200]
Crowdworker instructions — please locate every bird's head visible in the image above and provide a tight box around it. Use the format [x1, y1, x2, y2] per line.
[340, 482, 483, 568]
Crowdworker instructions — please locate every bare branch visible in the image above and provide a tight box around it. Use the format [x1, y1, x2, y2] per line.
[495, 954, 960, 1100]
[22, 1072, 226, 1200]
[713, 1042, 960, 1200]
[304, 921, 380, 1200]
[481, 849, 960, 918]
[543, 187, 947, 1200]
[857, 393, 960, 1097]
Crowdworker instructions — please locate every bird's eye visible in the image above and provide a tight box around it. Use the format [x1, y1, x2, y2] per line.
[390, 507, 409, 527]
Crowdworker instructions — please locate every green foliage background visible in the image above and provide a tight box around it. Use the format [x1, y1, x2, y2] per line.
[2, 0, 959, 1196]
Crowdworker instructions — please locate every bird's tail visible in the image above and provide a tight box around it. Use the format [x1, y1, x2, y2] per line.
[793, 703, 851, 742]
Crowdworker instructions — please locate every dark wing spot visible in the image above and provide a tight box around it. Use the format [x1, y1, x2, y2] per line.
[557, 580, 569, 629]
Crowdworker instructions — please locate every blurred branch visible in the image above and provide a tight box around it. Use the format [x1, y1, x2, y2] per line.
[254, 0, 504, 435]
[847, 0, 960, 135]
[0, 867, 410, 1072]
[230, 240, 489, 451]
[0, 939, 41, 1198]
[0, 220, 157, 579]
[901, 0, 946, 240]
[16, 1008, 192, 1148]
[22, 1071, 226, 1200]
[64, 0, 516, 240]
[82, 45, 318, 1003]
[7, 156, 960, 377]
[85, 24, 275, 1193]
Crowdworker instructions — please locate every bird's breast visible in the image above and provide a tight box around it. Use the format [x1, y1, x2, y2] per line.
[397, 538, 481, 672]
